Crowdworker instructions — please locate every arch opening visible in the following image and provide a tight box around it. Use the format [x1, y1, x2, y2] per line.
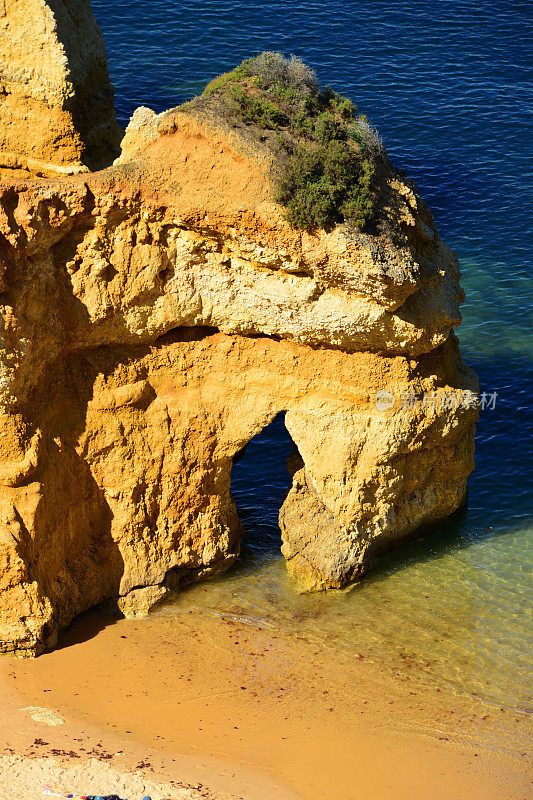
[230, 412, 296, 567]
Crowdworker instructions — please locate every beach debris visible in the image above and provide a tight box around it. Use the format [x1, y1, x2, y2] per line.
[41, 788, 168, 800]
[43, 786, 73, 798]
[20, 706, 65, 726]
[83, 795, 126, 799]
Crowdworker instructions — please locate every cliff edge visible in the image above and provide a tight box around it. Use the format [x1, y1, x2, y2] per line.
[0, 49, 478, 654]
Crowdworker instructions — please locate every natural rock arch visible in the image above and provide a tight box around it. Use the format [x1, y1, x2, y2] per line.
[0, 10, 477, 654]
[0, 316, 475, 655]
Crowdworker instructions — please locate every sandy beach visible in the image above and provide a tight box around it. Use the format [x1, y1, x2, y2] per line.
[1, 608, 530, 800]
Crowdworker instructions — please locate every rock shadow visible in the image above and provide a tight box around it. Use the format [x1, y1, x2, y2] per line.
[20, 351, 125, 653]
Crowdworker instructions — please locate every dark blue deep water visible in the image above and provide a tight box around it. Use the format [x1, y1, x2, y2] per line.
[91, 1, 533, 710]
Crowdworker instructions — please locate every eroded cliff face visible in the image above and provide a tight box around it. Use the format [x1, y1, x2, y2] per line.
[0, 0, 122, 176]
[0, 97, 477, 654]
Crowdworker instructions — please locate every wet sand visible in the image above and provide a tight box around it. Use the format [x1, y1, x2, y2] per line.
[1, 608, 531, 800]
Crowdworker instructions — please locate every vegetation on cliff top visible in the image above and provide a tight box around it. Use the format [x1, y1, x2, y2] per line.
[198, 52, 384, 232]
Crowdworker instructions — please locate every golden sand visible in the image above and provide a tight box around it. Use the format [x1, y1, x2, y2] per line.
[0, 608, 530, 799]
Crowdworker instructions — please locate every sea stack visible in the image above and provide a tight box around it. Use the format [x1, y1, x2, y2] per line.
[0, 0, 122, 176]
[0, 36, 478, 655]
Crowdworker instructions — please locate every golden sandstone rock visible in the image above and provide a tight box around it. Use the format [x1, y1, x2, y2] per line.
[0, 0, 121, 176]
[0, 20, 477, 655]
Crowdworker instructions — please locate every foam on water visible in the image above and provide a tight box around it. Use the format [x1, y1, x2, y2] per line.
[91, 0, 533, 711]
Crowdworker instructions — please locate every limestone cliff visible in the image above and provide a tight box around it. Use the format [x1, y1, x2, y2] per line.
[0, 0, 122, 176]
[0, 51, 477, 655]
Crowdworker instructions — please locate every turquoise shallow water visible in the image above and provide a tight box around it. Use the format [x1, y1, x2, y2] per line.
[91, 0, 533, 711]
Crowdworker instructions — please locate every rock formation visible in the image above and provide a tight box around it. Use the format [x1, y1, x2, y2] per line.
[0, 46, 478, 655]
[0, 0, 122, 176]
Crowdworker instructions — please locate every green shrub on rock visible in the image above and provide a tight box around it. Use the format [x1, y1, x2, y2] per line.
[276, 142, 374, 231]
[197, 52, 384, 232]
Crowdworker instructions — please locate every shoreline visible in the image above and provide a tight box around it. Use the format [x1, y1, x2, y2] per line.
[1, 608, 530, 800]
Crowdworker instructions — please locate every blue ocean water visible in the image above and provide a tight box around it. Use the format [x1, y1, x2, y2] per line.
[91, 0, 533, 710]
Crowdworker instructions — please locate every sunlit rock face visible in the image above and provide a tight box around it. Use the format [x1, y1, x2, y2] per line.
[0, 40, 477, 654]
[0, 0, 122, 176]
